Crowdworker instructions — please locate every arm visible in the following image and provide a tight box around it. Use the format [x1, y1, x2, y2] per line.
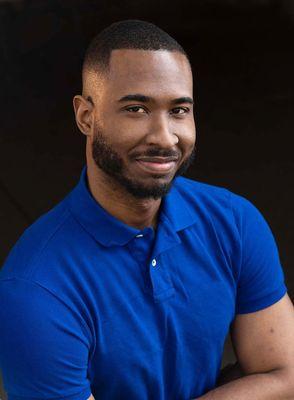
[195, 293, 294, 399]
[0, 279, 93, 400]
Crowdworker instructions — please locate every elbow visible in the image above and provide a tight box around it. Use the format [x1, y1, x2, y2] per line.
[272, 366, 294, 398]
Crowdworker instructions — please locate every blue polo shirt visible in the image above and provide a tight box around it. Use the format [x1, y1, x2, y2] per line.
[0, 166, 287, 400]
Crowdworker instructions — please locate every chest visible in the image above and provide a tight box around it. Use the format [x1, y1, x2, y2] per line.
[87, 230, 237, 398]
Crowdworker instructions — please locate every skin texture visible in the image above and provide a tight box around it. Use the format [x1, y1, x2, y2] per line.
[74, 49, 294, 399]
[73, 49, 196, 230]
[196, 294, 294, 399]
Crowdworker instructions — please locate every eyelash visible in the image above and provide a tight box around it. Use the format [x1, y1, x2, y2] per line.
[125, 106, 190, 115]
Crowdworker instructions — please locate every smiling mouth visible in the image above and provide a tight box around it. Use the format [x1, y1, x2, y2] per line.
[135, 159, 177, 174]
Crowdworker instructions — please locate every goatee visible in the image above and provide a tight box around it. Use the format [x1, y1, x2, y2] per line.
[92, 129, 196, 200]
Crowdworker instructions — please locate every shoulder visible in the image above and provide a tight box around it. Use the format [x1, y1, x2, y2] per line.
[172, 176, 267, 245]
[174, 175, 259, 218]
[174, 175, 230, 195]
[0, 196, 75, 280]
[173, 175, 233, 215]
[0, 193, 95, 342]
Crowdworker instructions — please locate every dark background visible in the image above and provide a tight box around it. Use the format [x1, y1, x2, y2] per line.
[0, 0, 293, 397]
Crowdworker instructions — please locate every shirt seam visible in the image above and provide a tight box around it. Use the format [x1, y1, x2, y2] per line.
[237, 281, 286, 304]
[0, 276, 96, 361]
[67, 205, 108, 248]
[25, 208, 72, 279]
[236, 283, 287, 313]
[228, 191, 243, 285]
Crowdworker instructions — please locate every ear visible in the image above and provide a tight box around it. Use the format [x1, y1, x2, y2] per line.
[73, 95, 94, 137]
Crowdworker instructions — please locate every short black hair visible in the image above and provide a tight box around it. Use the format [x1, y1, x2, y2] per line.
[82, 19, 190, 76]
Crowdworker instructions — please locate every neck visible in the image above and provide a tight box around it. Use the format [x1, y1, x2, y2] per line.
[86, 162, 161, 231]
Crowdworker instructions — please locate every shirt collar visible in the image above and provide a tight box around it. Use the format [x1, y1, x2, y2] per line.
[68, 165, 196, 247]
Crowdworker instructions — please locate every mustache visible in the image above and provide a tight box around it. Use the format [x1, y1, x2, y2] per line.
[132, 148, 180, 159]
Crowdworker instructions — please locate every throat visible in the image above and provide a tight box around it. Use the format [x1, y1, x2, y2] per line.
[87, 167, 161, 230]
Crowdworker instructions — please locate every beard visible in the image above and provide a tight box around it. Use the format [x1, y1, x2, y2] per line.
[91, 126, 196, 200]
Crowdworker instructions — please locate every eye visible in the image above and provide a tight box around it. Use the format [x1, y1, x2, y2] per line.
[171, 107, 190, 115]
[125, 105, 146, 113]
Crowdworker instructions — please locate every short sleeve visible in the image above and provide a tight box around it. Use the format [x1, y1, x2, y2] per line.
[0, 278, 92, 400]
[231, 194, 287, 314]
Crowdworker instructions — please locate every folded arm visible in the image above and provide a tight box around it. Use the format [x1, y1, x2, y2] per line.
[195, 293, 294, 399]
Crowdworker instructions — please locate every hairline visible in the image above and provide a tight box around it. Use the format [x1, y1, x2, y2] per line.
[82, 47, 191, 83]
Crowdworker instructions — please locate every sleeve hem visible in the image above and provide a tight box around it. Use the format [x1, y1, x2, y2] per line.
[236, 283, 287, 314]
[7, 387, 92, 400]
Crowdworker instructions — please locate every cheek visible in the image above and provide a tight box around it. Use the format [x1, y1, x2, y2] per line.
[105, 117, 148, 146]
[179, 123, 196, 149]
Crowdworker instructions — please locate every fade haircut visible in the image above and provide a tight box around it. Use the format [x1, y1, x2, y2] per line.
[82, 19, 190, 78]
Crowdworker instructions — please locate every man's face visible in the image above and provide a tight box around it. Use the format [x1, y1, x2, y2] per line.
[90, 49, 196, 200]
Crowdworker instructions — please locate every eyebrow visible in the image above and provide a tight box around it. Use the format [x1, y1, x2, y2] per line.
[118, 94, 194, 105]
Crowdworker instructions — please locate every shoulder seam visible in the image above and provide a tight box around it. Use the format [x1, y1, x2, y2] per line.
[228, 192, 242, 242]
[228, 192, 243, 285]
[25, 208, 72, 279]
[0, 276, 95, 358]
[67, 206, 102, 247]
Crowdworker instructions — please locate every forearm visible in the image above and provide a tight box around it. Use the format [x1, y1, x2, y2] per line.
[194, 368, 294, 400]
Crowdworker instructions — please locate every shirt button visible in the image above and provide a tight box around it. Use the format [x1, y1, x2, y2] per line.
[151, 259, 157, 267]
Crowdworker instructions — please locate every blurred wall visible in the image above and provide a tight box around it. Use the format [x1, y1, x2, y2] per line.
[1, 0, 292, 290]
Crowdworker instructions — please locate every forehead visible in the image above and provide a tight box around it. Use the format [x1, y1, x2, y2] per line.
[103, 49, 193, 99]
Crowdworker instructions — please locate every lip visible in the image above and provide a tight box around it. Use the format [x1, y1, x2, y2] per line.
[136, 157, 179, 163]
[135, 159, 176, 173]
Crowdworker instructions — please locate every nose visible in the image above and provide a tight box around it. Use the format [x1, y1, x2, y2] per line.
[145, 113, 179, 148]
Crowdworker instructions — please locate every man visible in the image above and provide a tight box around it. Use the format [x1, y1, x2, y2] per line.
[0, 19, 293, 400]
